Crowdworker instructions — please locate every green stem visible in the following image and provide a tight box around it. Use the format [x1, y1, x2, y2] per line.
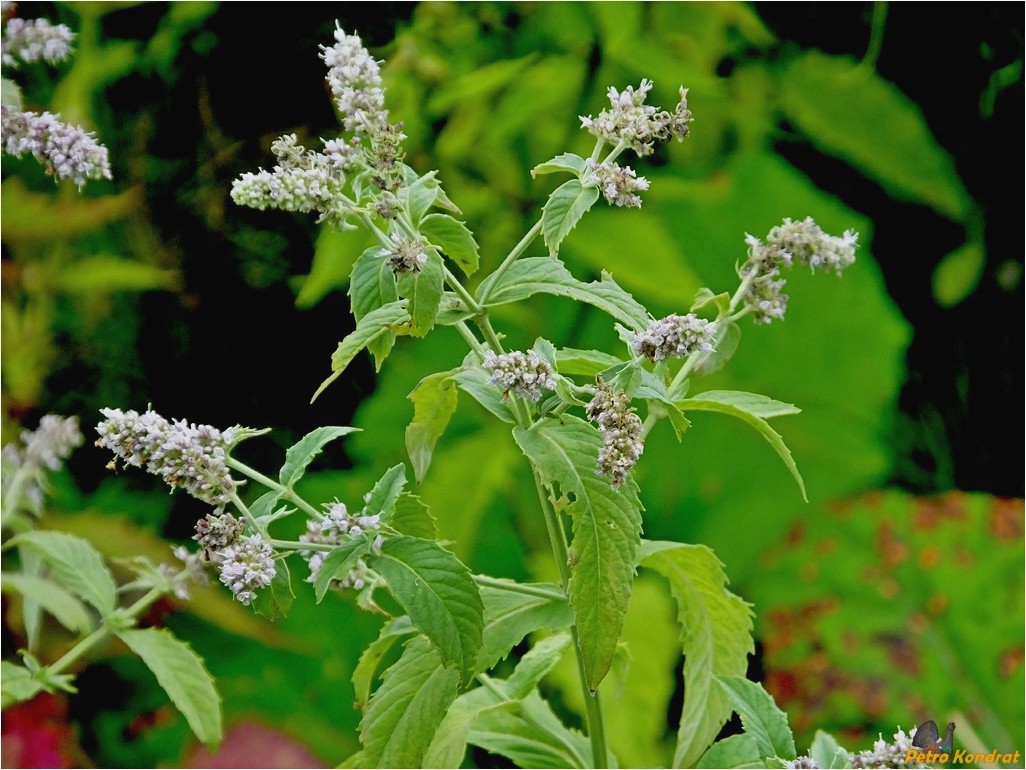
[477, 219, 543, 305]
[442, 264, 485, 315]
[473, 575, 566, 603]
[454, 320, 487, 358]
[268, 538, 332, 552]
[226, 457, 322, 519]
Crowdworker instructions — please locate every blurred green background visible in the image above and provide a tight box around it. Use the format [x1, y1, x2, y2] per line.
[2, 2, 1022, 767]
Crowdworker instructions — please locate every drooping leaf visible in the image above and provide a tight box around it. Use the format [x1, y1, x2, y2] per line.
[387, 493, 438, 539]
[532, 152, 588, 178]
[420, 213, 481, 277]
[358, 636, 460, 768]
[424, 687, 512, 768]
[369, 537, 484, 684]
[352, 616, 416, 711]
[513, 416, 643, 690]
[679, 391, 807, 501]
[718, 675, 797, 762]
[506, 632, 572, 699]
[116, 627, 223, 749]
[639, 540, 754, 768]
[479, 256, 651, 330]
[697, 734, 765, 769]
[452, 368, 516, 424]
[476, 580, 573, 673]
[397, 251, 445, 337]
[542, 179, 600, 256]
[314, 300, 411, 400]
[406, 372, 459, 483]
[468, 690, 592, 768]
[313, 539, 371, 603]
[279, 426, 359, 489]
[364, 464, 408, 519]
[0, 573, 93, 635]
[13, 531, 117, 617]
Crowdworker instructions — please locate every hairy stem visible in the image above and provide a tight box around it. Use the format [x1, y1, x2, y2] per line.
[226, 457, 322, 520]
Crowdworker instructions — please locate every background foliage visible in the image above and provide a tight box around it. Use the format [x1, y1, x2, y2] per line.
[1, 2, 1022, 767]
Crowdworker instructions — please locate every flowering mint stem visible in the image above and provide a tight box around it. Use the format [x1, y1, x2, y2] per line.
[225, 457, 322, 520]
[477, 218, 543, 305]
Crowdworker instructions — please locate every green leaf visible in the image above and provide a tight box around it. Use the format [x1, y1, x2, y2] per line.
[678, 391, 807, 501]
[250, 557, 294, 620]
[53, 255, 178, 293]
[555, 348, 623, 376]
[932, 241, 985, 308]
[314, 300, 411, 400]
[693, 321, 741, 376]
[697, 734, 765, 769]
[365, 464, 408, 518]
[420, 213, 481, 277]
[13, 531, 117, 617]
[691, 288, 732, 316]
[387, 493, 439, 539]
[406, 372, 459, 483]
[313, 539, 372, 603]
[542, 179, 600, 256]
[359, 636, 460, 768]
[405, 171, 441, 223]
[718, 675, 796, 761]
[452, 368, 516, 424]
[468, 690, 592, 768]
[779, 52, 970, 220]
[506, 632, 572, 699]
[352, 616, 416, 711]
[297, 226, 369, 309]
[369, 537, 484, 685]
[479, 256, 651, 330]
[424, 687, 512, 768]
[477, 580, 573, 673]
[279, 426, 359, 488]
[1, 77, 22, 111]
[513, 416, 643, 690]
[0, 574, 92, 635]
[116, 627, 222, 749]
[810, 731, 850, 769]
[532, 152, 588, 178]
[639, 540, 754, 768]
[348, 246, 399, 365]
[1, 661, 45, 708]
[397, 251, 445, 337]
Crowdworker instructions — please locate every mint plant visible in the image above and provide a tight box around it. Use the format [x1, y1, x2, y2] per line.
[3, 21, 924, 769]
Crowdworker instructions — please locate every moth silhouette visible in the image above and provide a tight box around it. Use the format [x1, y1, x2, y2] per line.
[912, 720, 955, 753]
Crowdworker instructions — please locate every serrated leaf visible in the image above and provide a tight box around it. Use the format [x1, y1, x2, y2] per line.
[555, 348, 623, 376]
[251, 556, 293, 620]
[406, 372, 459, 483]
[476, 581, 573, 673]
[513, 416, 643, 690]
[810, 730, 850, 769]
[13, 531, 117, 617]
[1, 661, 45, 708]
[359, 636, 459, 768]
[542, 179, 600, 256]
[313, 539, 372, 603]
[697, 734, 765, 769]
[387, 493, 438, 539]
[718, 676, 796, 761]
[369, 537, 484, 685]
[314, 300, 411, 400]
[397, 251, 445, 337]
[420, 213, 481, 277]
[352, 616, 416, 710]
[0, 574, 93, 635]
[279, 426, 359, 488]
[116, 627, 222, 749]
[365, 464, 408, 518]
[678, 392, 807, 500]
[348, 246, 399, 365]
[406, 172, 441, 223]
[452, 367, 516, 424]
[639, 540, 754, 768]
[479, 256, 650, 330]
[469, 690, 592, 768]
[932, 241, 985, 308]
[532, 152, 588, 178]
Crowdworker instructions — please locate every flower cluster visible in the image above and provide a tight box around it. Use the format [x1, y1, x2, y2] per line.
[483, 350, 558, 402]
[194, 509, 245, 559]
[159, 545, 210, 601]
[631, 313, 716, 361]
[1, 105, 111, 187]
[230, 133, 347, 224]
[218, 535, 276, 606]
[1, 414, 83, 515]
[586, 384, 644, 486]
[382, 234, 429, 274]
[786, 727, 928, 769]
[95, 408, 239, 506]
[580, 80, 692, 157]
[2, 14, 74, 67]
[741, 217, 859, 324]
[300, 501, 382, 588]
[587, 159, 650, 208]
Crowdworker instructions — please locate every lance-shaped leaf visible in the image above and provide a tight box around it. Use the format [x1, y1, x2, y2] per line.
[476, 580, 573, 673]
[116, 627, 222, 749]
[639, 540, 754, 769]
[513, 416, 643, 690]
[352, 616, 416, 711]
[364, 464, 408, 518]
[717, 676, 797, 762]
[368, 537, 484, 685]
[397, 251, 445, 337]
[313, 300, 411, 401]
[478, 256, 650, 330]
[420, 213, 480, 277]
[358, 635, 459, 768]
[0, 574, 92, 635]
[13, 531, 117, 617]
[279, 426, 359, 489]
[678, 390, 806, 501]
[542, 179, 600, 256]
[406, 372, 459, 483]
[387, 493, 438, 539]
